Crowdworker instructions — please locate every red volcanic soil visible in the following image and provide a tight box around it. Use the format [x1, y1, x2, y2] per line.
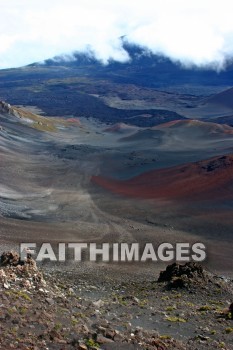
[92, 155, 233, 201]
[104, 123, 137, 133]
[66, 117, 81, 125]
[154, 119, 233, 134]
[153, 119, 182, 128]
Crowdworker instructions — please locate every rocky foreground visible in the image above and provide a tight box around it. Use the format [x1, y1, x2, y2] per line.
[0, 252, 232, 350]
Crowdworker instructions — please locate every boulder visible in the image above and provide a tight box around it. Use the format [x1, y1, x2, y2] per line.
[158, 262, 205, 283]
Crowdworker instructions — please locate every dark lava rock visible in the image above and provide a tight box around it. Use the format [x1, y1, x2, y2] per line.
[158, 262, 205, 283]
[0, 251, 21, 266]
[0, 250, 36, 268]
[168, 276, 188, 289]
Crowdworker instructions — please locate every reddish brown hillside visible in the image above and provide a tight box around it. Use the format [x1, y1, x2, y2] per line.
[154, 119, 233, 134]
[104, 123, 138, 133]
[92, 155, 233, 200]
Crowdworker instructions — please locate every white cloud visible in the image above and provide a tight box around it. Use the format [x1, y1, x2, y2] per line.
[0, 0, 233, 69]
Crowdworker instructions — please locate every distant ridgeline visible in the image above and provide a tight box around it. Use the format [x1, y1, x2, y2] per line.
[41, 42, 233, 90]
[0, 42, 233, 126]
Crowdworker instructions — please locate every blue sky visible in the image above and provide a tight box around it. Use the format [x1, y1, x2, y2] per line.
[1, 0, 233, 69]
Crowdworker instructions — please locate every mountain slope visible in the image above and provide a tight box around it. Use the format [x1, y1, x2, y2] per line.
[204, 87, 233, 109]
[1, 43, 233, 126]
[42, 42, 233, 90]
[92, 154, 233, 201]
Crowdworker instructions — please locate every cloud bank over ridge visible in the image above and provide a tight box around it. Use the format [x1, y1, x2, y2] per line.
[1, 0, 233, 69]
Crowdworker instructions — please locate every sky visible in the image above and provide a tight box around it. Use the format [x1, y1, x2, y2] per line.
[1, 0, 233, 70]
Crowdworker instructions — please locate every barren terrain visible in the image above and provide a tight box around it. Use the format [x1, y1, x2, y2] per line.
[0, 101, 232, 278]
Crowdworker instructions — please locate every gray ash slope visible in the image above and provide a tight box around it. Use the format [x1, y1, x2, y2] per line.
[0, 101, 233, 277]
